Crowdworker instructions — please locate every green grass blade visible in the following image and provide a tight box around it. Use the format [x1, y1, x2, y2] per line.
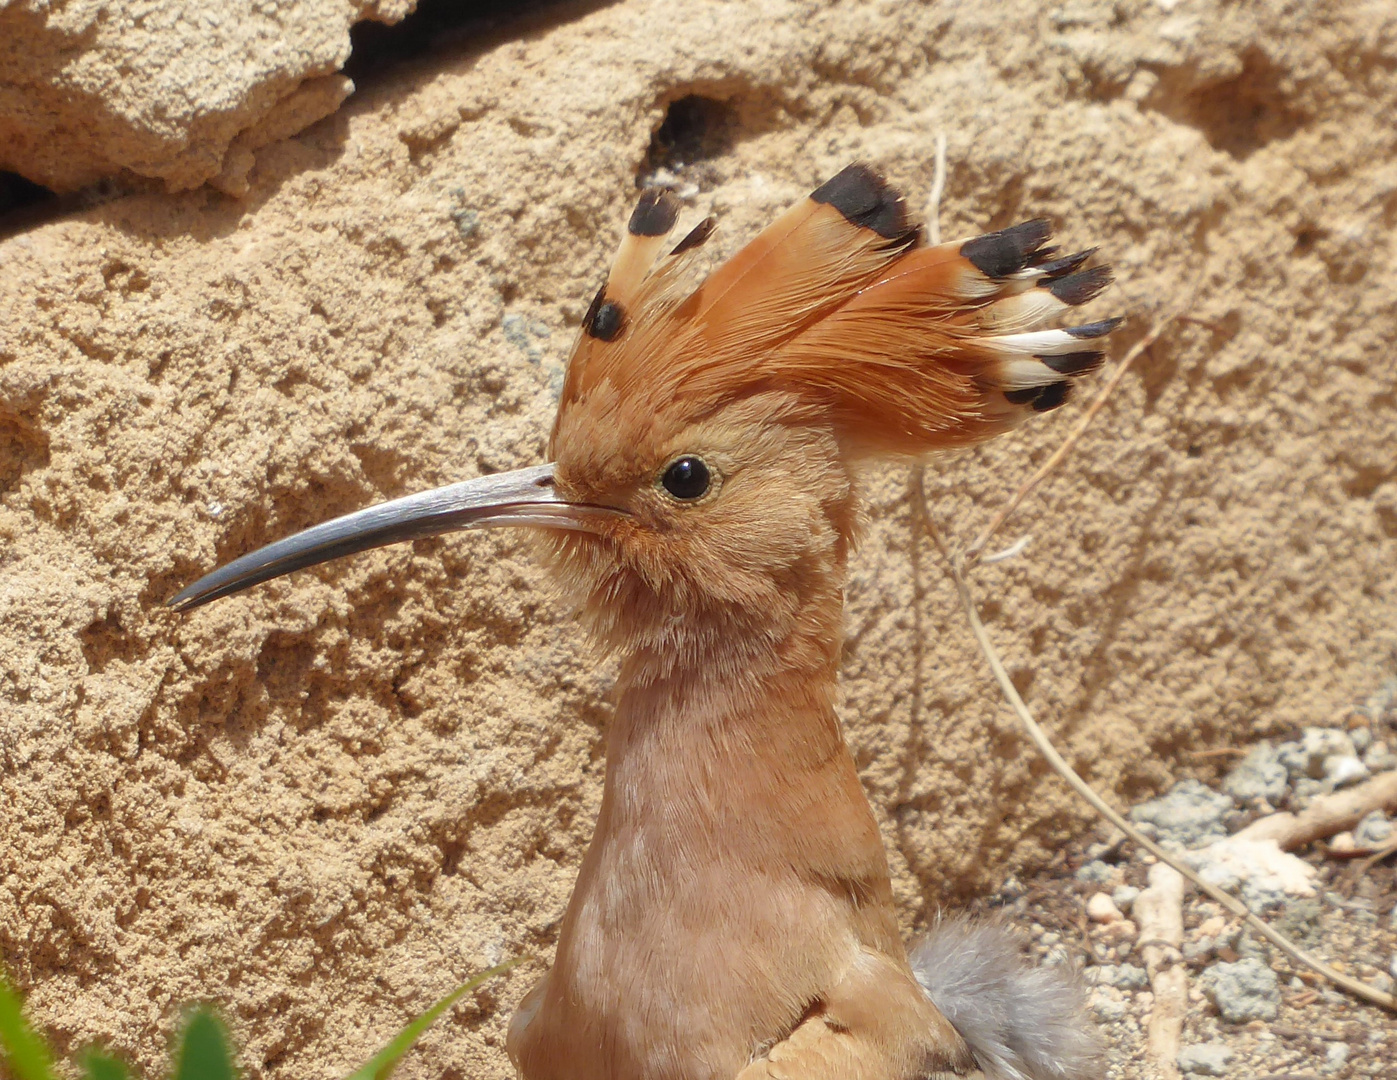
[79, 1049, 131, 1080]
[0, 976, 56, 1080]
[341, 957, 526, 1080]
[173, 1008, 236, 1080]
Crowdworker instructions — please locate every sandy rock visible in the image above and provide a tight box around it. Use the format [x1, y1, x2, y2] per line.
[1130, 780, 1233, 849]
[1199, 958, 1280, 1023]
[2, 0, 1397, 1076]
[0, 0, 408, 193]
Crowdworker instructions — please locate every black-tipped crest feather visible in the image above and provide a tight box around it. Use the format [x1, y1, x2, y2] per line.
[670, 216, 716, 255]
[1044, 266, 1113, 306]
[628, 188, 681, 237]
[810, 163, 919, 244]
[1066, 316, 1123, 340]
[961, 219, 1053, 278]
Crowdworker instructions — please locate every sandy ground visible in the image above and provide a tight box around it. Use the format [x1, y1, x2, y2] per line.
[1, 1, 1395, 1076]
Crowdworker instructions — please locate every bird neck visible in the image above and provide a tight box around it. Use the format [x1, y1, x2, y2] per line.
[595, 580, 894, 902]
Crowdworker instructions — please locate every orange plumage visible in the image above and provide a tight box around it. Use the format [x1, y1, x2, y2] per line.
[170, 162, 1119, 1080]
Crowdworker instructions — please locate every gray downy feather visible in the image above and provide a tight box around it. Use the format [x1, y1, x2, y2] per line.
[909, 917, 1103, 1080]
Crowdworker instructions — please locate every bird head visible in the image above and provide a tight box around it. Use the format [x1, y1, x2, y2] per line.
[170, 165, 1116, 669]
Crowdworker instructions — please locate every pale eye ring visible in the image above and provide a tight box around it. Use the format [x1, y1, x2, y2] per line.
[660, 456, 711, 500]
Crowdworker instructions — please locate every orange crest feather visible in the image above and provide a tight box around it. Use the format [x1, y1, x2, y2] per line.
[553, 164, 1118, 459]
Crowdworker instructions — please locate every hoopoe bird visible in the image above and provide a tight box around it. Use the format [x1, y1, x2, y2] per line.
[171, 164, 1119, 1080]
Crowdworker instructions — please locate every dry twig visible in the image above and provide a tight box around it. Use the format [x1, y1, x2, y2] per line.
[1134, 864, 1186, 1080]
[1237, 770, 1397, 851]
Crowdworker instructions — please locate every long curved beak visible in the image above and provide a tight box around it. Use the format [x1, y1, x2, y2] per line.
[167, 463, 609, 612]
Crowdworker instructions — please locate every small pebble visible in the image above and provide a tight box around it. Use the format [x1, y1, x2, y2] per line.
[996, 874, 1025, 901]
[1354, 809, 1392, 847]
[1221, 742, 1287, 804]
[1199, 957, 1280, 1022]
[1087, 892, 1124, 923]
[1111, 884, 1140, 913]
[1324, 754, 1369, 788]
[1098, 919, 1137, 946]
[1177, 1042, 1233, 1076]
[1087, 963, 1149, 991]
[1089, 985, 1128, 1022]
[1075, 859, 1116, 884]
[1278, 728, 1355, 779]
[1321, 1042, 1350, 1075]
[1331, 831, 1356, 853]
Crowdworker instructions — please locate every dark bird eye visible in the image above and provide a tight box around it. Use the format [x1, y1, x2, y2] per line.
[660, 457, 711, 500]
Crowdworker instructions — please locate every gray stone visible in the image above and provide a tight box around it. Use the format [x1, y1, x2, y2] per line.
[1291, 776, 1326, 808]
[1222, 743, 1287, 804]
[1323, 754, 1369, 788]
[1129, 779, 1233, 848]
[1363, 743, 1397, 776]
[1321, 1042, 1350, 1075]
[1086, 963, 1150, 991]
[1277, 727, 1355, 780]
[1177, 1042, 1234, 1076]
[1089, 985, 1128, 1022]
[1112, 884, 1141, 913]
[1355, 810, 1393, 847]
[1199, 957, 1281, 1022]
[1074, 859, 1116, 884]
[1366, 749, 1397, 772]
[1350, 725, 1373, 754]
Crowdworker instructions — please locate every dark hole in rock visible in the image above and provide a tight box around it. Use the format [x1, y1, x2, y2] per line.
[345, 0, 581, 82]
[1178, 49, 1305, 160]
[640, 95, 736, 185]
[0, 171, 58, 236]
